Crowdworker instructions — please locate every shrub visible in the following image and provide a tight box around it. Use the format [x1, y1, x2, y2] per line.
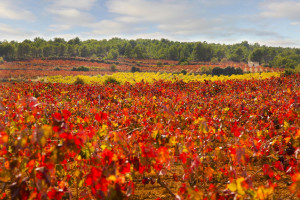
[74, 77, 85, 85]
[72, 66, 89, 71]
[200, 66, 208, 74]
[131, 66, 140, 72]
[104, 77, 120, 85]
[178, 58, 188, 65]
[220, 58, 228, 63]
[179, 61, 189, 66]
[106, 49, 119, 60]
[0, 57, 4, 64]
[90, 54, 98, 60]
[235, 67, 244, 75]
[181, 69, 187, 75]
[212, 67, 224, 76]
[110, 64, 117, 72]
[54, 67, 61, 71]
[157, 61, 163, 67]
[210, 57, 218, 64]
[262, 64, 269, 68]
[282, 69, 299, 76]
[104, 60, 112, 64]
[203, 67, 213, 75]
[212, 66, 243, 76]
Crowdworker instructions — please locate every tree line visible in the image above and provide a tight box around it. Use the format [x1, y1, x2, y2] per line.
[1, 37, 300, 69]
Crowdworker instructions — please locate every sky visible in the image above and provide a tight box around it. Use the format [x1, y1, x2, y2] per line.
[1, 0, 300, 47]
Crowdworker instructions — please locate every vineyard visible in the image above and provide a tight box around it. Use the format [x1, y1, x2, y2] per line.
[0, 58, 283, 80]
[44, 72, 281, 85]
[0, 65, 299, 199]
[2, 0, 300, 197]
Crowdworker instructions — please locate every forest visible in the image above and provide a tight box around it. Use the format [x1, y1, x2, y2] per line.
[1, 37, 300, 70]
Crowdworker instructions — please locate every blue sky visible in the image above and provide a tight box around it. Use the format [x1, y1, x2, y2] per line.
[1, 0, 300, 47]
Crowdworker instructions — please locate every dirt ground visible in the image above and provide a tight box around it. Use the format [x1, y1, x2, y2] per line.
[129, 164, 297, 200]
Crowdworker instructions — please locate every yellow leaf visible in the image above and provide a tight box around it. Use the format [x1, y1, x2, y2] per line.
[0, 170, 11, 182]
[78, 179, 84, 187]
[126, 174, 132, 181]
[4, 161, 9, 169]
[183, 147, 188, 153]
[107, 175, 116, 182]
[257, 130, 262, 137]
[101, 144, 107, 150]
[283, 121, 289, 129]
[186, 187, 204, 200]
[169, 136, 177, 146]
[223, 107, 229, 112]
[152, 130, 158, 139]
[236, 177, 245, 195]
[227, 182, 237, 192]
[205, 167, 214, 179]
[256, 186, 274, 199]
[112, 154, 118, 162]
[40, 137, 46, 146]
[112, 122, 118, 128]
[113, 132, 118, 142]
[74, 169, 80, 177]
[284, 136, 291, 143]
[296, 130, 300, 138]
[26, 115, 35, 123]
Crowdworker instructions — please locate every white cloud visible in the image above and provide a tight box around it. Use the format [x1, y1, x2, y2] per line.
[157, 18, 222, 35]
[45, 0, 97, 31]
[0, 0, 35, 21]
[258, 39, 300, 47]
[0, 23, 36, 41]
[47, 8, 93, 24]
[41, 0, 283, 44]
[260, 1, 300, 20]
[1, 0, 297, 48]
[87, 0, 282, 42]
[126, 32, 195, 42]
[128, 32, 176, 40]
[195, 0, 240, 6]
[42, 33, 82, 41]
[48, 24, 72, 32]
[90, 20, 133, 34]
[0, 23, 24, 35]
[291, 21, 300, 26]
[106, 0, 190, 23]
[91, 0, 213, 36]
[47, 0, 97, 10]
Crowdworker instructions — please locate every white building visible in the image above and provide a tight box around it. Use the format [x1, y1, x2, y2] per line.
[248, 61, 259, 67]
